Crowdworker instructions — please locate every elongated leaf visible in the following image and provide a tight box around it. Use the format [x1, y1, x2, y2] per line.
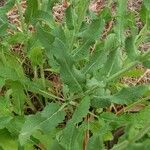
[25, 0, 38, 24]
[7, 32, 28, 45]
[51, 140, 65, 150]
[11, 82, 26, 115]
[87, 134, 104, 150]
[125, 36, 138, 60]
[28, 46, 43, 66]
[71, 96, 90, 124]
[59, 96, 90, 149]
[143, 0, 150, 11]
[140, 5, 147, 24]
[0, 53, 26, 81]
[37, 24, 58, 68]
[75, 0, 90, 30]
[91, 96, 111, 108]
[53, 38, 84, 92]
[81, 18, 105, 41]
[104, 34, 118, 51]
[102, 48, 122, 78]
[36, 10, 55, 28]
[92, 85, 150, 106]
[0, 78, 5, 89]
[111, 85, 150, 105]
[83, 34, 118, 74]
[0, 96, 11, 116]
[19, 103, 66, 145]
[143, 60, 150, 68]
[60, 125, 84, 150]
[0, 129, 18, 150]
[73, 18, 105, 60]
[0, 116, 12, 129]
[0, 23, 8, 36]
[65, 5, 74, 30]
[6, 116, 25, 137]
[71, 97, 90, 124]
[115, 0, 127, 45]
[82, 49, 107, 74]
[51, 26, 66, 44]
[73, 40, 93, 60]
[37, 25, 55, 49]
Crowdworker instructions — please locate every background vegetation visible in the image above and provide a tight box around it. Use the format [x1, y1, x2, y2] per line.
[0, 0, 150, 149]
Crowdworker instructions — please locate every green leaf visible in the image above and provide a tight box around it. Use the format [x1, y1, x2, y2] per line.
[0, 129, 18, 150]
[25, 0, 38, 24]
[143, 0, 150, 11]
[81, 18, 105, 41]
[0, 23, 8, 36]
[0, 53, 26, 81]
[111, 85, 150, 105]
[19, 103, 66, 145]
[125, 36, 138, 61]
[6, 116, 25, 137]
[60, 125, 84, 150]
[124, 106, 150, 125]
[51, 140, 65, 150]
[115, 0, 127, 45]
[143, 60, 150, 68]
[73, 40, 93, 60]
[73, 18, 105, 60]
[28, 47, 43, 66]
[102, 48, 122, 78]
[87, 134, 104, 150]
[0, 116, 12, 129]
[92, 85, 150, 106]
[65, 5, 74, 30]
[140, 4, 148, 23]
[37, 24, 55, 49]
[36, 10, 55, 28]
[75, 0, 90, 30]
[51, 26, 66, 44]
[11, 82, 26, 115]
[8, 32, 28, 44]
[83, 34, 117, 74]
[122, 68, 144, 78]
[59, 96, 90, 149]
[0, 96, 11, 115]
[37, 24, 57, 68]
[91, 97, 111, 108]
[70, 96, 90, 124]
[53, 38, 84, 92]
[34, 131, 64, 150]
[0, 78, 5, 89]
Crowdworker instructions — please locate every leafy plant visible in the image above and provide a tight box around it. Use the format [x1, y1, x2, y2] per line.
[0, 0, 150, 149]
